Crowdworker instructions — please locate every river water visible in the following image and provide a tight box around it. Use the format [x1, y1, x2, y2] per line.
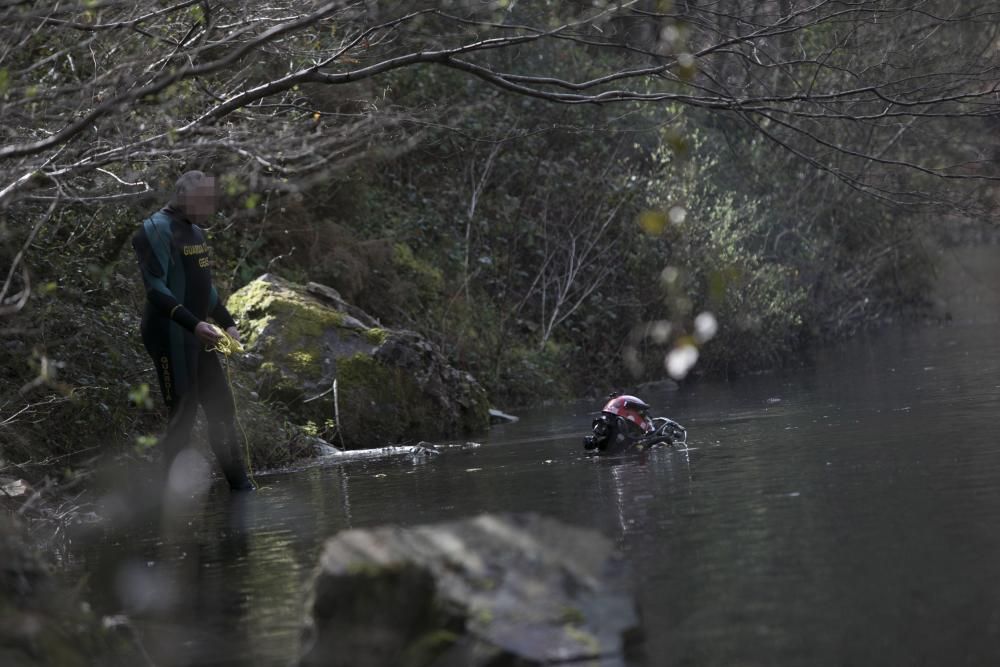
[70, 246, 1000, 666]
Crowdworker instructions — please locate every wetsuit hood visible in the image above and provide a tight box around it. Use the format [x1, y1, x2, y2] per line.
[162, 204, 193, 225]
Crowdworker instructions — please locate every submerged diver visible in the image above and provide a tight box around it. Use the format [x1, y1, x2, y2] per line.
[132, 170, 255, 491]
[583, 393, 686, 455]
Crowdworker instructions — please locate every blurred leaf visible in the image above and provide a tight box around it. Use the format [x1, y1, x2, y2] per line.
[708, 267, 742, 304]
[135, 435, 158, 452]
[128, 383, 154, 410]
[638, 210, 667, 236]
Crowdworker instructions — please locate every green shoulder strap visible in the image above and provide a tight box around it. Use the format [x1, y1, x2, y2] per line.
[143, 212, 173, 273]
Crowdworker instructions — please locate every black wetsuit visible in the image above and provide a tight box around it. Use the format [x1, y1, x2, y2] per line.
[132, 207, 253, 490]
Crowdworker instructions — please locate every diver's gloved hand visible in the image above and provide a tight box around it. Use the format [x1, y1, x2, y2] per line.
[195, 321, 225, 346]
[225, 326, 241, 344]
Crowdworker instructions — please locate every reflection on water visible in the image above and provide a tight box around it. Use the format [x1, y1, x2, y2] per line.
[68, 247, 1000, 666]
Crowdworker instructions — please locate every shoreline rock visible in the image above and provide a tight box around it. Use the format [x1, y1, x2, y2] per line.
[300, 513, 641, 667]
[226, 274, 490, 449]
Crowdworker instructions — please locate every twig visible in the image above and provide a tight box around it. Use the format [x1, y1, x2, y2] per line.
[332, 378, 347, 450]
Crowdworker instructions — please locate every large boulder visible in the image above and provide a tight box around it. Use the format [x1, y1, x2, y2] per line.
[300, 513, 641, 667]
[226, 274, 490, 449]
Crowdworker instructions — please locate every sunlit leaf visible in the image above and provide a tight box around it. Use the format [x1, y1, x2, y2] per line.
[665, 341, 699, 379]
[694, 312, 718, 343]
[638, 210, 667, 235]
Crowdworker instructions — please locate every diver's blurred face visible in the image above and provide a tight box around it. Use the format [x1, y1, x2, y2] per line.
[184, 177, 217, 223]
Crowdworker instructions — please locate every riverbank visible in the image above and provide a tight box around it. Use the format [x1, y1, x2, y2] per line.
[0, 234, 967, 527]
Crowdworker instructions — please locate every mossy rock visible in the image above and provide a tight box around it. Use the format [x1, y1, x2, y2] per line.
[227, 274, 489, 448]
[301, 514, 640, 666]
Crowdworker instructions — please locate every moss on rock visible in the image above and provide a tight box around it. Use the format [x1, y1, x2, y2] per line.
[227, 274, 490, 449]
[364, 327, 389, 346]
[335, 353, 429, 446]
[301, 514, 640, 666]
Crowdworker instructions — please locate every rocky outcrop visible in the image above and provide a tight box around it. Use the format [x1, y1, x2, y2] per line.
[226, 274, 490, 449]
[0, 515, 137, 666]
[300, 513, 641, 667]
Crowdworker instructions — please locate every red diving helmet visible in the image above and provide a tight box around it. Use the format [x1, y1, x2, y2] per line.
[601, 394, 653, 434]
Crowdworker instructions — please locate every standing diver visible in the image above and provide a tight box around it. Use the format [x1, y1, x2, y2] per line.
[132, 170, 255, 491]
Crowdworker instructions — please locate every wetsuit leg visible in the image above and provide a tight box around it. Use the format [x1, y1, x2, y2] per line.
[197, 350, 254, 490]
[160, 390, 200, 472]
[143, 325, 200, 481]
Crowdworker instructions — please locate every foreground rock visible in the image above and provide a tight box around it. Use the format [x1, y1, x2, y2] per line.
[300, 513, 641, 667]
[227, 274, 490, 449]
[0, 515, 137, 666]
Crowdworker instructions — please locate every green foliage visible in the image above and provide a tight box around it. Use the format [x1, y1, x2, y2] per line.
[134, 434, 158, 452]
[497, 341, 575, 406]
[637, 126, 809, 373]
[128, 383, 154, 410]
[0, 0, 949, 452]
[244, 61, 937, 401]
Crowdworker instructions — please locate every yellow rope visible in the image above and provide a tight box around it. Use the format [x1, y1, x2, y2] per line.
[207, 324, 245, 355]
[206, 325, 260, 490]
